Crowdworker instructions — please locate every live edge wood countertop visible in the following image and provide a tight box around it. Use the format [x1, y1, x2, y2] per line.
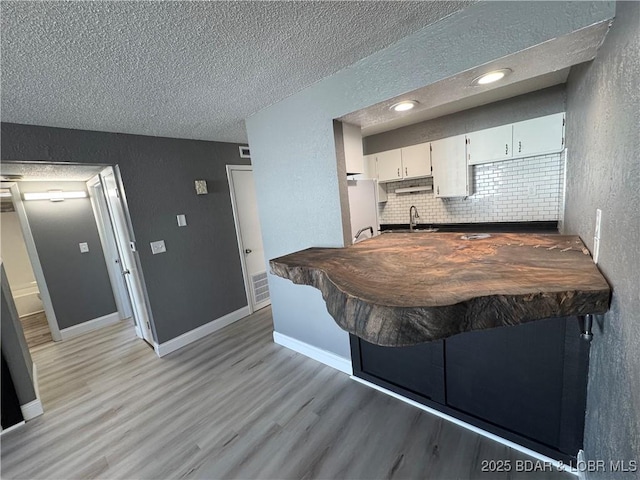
[270, 232, 611, 347]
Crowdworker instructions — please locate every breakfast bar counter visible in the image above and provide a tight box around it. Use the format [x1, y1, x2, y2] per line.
[270, 232, 610, 347]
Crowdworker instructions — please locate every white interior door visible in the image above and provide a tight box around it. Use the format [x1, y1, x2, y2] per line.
[227, 166, 270, 312]
[100, 168, 155, 345]
[87, 175, 133, 321]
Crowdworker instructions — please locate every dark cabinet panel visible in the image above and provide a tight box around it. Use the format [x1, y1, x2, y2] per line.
[1, 353, 24, 430]
[352, 336, 445, 403]
[445, 317, 588, 454]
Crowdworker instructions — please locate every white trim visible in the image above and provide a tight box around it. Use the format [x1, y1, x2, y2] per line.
[1, 421, 26, 435]
[20, 398, 43, 421]
[155, 306, 250, 357]
[4, 182, 62, 341]
[226, 165, 256, 313]
[59, 312, 120, 340]
[20, 362, 44, 420]
[273, 332, 353, 375]
[350, 376, 579, 476]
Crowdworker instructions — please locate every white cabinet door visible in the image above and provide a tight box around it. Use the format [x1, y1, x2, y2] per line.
[401, 143, 431, 179]
[376, 148, 403, 182]
[467, 124, 513, 165]
[431, 135, 470, 198]
[362, 154, 378, 180]
[512, 113, 564, 158]
[343, 122, 364, 174]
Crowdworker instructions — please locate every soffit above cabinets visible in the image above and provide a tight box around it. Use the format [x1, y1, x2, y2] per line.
[340, 21, 611, 137]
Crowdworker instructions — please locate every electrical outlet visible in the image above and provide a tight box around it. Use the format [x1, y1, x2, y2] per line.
[593, 209, 602, 264]
[79, 242, 89, 253]
[527, 184, 537, 197]
[150, 240, 166, 255]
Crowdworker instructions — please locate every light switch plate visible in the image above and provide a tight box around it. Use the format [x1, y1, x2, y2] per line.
[195, 180, 208, 195]
[79, 242, 89, 253]
[150, 240, 166, 255]
[177, 214, 187, 227]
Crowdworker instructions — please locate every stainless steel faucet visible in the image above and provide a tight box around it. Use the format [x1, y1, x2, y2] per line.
[409, 205, 420, 231]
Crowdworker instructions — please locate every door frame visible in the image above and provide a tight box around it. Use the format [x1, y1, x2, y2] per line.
[98, 166, 156, 346]
[2, 181, 62, 341]
[226, 165, 262, 313]
[86, 174, 133, 323]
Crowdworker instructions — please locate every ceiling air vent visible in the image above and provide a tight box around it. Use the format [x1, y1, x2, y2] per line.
[239, 146, 251, 158]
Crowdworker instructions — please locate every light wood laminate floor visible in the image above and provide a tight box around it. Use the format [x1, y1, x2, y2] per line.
[20, 311, 53, 350]
[1, 307, 575, 479]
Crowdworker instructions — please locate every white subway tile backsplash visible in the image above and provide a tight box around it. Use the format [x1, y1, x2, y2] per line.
[378, 153, 564, 224]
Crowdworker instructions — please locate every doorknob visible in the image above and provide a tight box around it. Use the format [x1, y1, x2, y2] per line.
[245, 249, 252, 254]
[122, 269, 131, 275]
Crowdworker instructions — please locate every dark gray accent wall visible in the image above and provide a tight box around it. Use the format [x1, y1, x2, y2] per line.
[364, 85, 566, 153]
[1, 264, 36, 405]
[1, 124, 251, 343]
[19, 181, 117, 329]
[564, 2, 639, 477]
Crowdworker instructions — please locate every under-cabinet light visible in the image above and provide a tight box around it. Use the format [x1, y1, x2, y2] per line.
[23, 190, 87, 202]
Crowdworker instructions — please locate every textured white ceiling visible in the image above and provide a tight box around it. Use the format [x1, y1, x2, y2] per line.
[1, 1, 473, 143]
[1, 163, 105, 182]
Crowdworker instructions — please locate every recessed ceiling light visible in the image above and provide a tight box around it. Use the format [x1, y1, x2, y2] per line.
[390, 100, 418, 112]
[472, 68, 512, 86]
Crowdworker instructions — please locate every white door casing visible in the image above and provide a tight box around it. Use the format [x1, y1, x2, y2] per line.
[227, 165, 270, 312]
[99, 168, 155, 345]
[86, 175, 133, 321]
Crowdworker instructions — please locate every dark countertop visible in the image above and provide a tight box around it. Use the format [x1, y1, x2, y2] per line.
[270, 231, 610, 347]
[380, 221, 559, 234]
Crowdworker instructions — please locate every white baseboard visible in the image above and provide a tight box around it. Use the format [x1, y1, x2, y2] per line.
[155, 306, 251, 357]
[350, 376, 579, 477]
[273, 332, 353, 375]
[1, 421, 26, 435]
[21, 361, 44, 420]
[21, 398, 43, 420]
[59, 312, 120, 340]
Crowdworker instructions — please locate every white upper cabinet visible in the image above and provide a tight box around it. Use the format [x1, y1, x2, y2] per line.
[512, 113, 564, 158]
[467, 124, 513, 165]
[376, 148, 403, 182]
[401, 143, 431, 179]
[374, 143, 431, 183]
[343, 122, 365, 174]
[431, 135, 471, 198]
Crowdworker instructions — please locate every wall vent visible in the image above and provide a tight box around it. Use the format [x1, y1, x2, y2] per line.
[239, 146, 251, 158]
[251, 271, 269, 305]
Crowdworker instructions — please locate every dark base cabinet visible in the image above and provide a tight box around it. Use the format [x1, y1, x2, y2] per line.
[350, 316, 590, 464]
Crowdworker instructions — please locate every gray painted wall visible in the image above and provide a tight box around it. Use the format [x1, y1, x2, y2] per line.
[246, 2, 614, 360]
[1, 264, 36, 405]
[364, 85, 565, 154]
[1, 125, 251, 343]
[564, 2, 639, 476]
[19, 181, 117, 329]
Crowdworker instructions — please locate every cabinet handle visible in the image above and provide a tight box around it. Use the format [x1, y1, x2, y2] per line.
[405, 167, 408, 176]
[437, 186, 439, 195]
[505, 144, 509, 155]
[397, 168, 400, 177]
[519, 141, 522, 153]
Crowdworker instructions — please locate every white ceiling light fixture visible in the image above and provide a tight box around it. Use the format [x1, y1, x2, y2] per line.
[390, 100, 418, 112]
[23, 190, 87, 202]
[472, 68, 513, 86]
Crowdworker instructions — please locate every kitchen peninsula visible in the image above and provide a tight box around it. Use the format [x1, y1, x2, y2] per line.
[270, 232, 610, 346]
[270, 232, 611, 463]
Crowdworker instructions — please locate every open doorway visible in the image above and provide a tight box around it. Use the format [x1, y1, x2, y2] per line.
[0, 192, 52, 350]
[0, 162, 157, 354]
